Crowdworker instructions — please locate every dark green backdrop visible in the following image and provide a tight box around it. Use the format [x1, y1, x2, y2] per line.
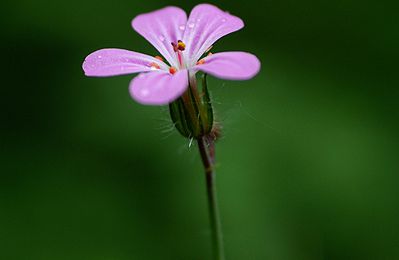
[1, 0, 399, 259]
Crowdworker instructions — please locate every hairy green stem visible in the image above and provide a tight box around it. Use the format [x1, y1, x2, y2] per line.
[197, 137, 225, 260]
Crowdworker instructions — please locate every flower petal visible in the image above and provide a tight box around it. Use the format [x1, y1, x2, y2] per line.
[182, 4, 244, 66]
[129, 70, 188, 105]
[194, 52, 260, 80]
[132, 6, 187, 68]
[83, 49, 168, 77]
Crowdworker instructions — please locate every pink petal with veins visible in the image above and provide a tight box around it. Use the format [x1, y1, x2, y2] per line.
[129, 70, 188, 105]
[132, 6, 187, 68]
[194, 52, 260, 80]
[182, 4, 244, 66]
[83, 49, 168, 77]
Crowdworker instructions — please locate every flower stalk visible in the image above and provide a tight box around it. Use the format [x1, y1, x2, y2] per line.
[169, 73, 225, 260]
[197, 136, 225, 260]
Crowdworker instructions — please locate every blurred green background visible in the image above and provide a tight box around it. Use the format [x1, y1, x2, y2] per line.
[1, 0, 399, 259]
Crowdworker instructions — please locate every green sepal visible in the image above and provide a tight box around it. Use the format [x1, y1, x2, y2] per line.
[168, 72, 215, 139]
[169, 98, 191, 138]
[201, 73, 214, 133]
[187, 82, 204, 137]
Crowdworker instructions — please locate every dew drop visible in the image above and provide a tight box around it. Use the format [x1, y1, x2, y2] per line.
[196, 18, 201, 22]
[97, 55, 102, 59]
[221, 18, 227, 23]
[158, 35, 165, 42]
[188, 22, 195, 29]
[179, 25, 185, 31]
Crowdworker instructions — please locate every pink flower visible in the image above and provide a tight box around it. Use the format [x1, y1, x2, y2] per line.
[82, 4, 261, 105]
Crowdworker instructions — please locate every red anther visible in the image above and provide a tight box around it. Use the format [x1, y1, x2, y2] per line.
[154, 56, 164, 62]
[149, 62, 160, 69]
[169, 67, 177, 74]
[196, 59, 205, 65]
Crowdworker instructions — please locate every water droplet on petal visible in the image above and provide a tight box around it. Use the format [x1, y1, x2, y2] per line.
[97, 55, 102, 59]
[158, 35, 165, 42]
[188, 22, 195, 29]
[196, 18, 201, 22]
[179, 25, 185, 31]
[221, 18, 227, 22]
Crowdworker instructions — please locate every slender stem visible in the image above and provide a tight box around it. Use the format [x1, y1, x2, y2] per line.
[197, 137, 225, 260]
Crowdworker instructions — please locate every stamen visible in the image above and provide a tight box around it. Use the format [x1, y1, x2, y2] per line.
[171, 40, 186, 68]
[177, 52, 183, 68]
[196, 52, 212, 65]
[171, 40, 186, 52]
[154, 56, 164, 62]
[177, 40, 186, 51]
[169, 67, 177, 75]
[149, 62, 160, 70]
[171, 42, 178, 52]
[205, 45, 213, 53]
[196, 59, 205, 65]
